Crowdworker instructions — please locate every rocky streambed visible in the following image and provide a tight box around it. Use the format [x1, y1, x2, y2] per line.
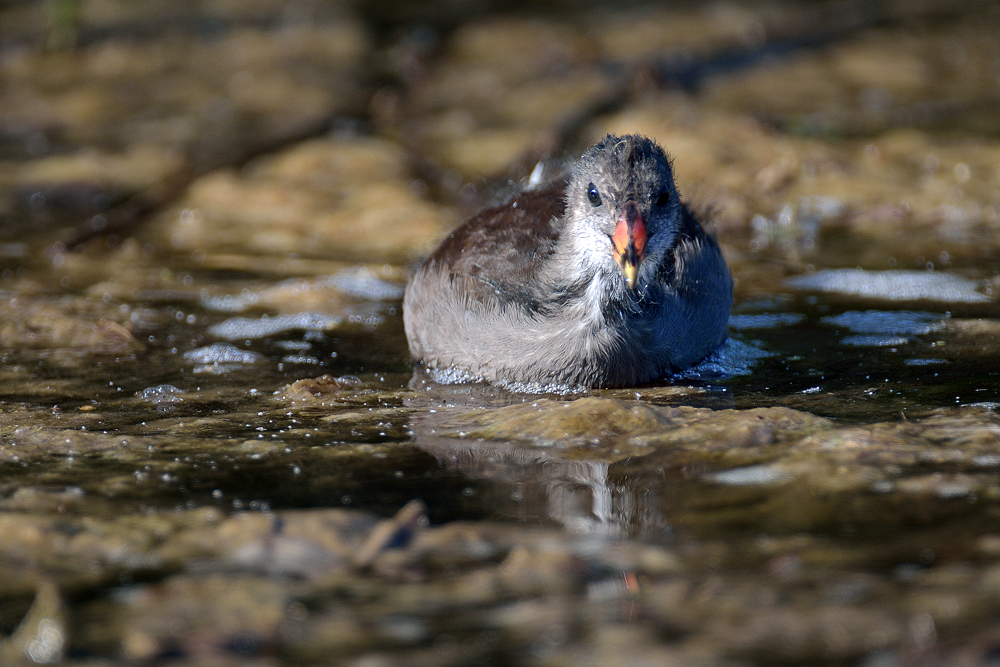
[2, 0, 1000, 664]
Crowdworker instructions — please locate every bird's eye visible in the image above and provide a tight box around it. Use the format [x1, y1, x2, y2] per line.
[586, 184, 602, 207]
[655, 190, 670, 207]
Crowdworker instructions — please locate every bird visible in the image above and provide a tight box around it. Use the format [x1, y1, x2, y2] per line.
[403, 134, 732, 389]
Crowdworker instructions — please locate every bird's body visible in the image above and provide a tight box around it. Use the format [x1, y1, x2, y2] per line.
[403, 135, 732, 389]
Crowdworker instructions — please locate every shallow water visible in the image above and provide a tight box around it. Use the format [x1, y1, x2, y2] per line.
[4, 1, 1000, 665]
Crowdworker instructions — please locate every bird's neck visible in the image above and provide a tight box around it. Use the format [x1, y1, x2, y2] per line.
[544, 226, 634, 321]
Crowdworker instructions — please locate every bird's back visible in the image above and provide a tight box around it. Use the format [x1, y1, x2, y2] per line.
[420, 182, 567, 313]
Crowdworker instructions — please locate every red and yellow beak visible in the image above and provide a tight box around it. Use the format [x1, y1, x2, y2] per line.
[611, 201, 647, 289]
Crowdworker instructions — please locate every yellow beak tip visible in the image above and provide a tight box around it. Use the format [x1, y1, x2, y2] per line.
[622, 263, 639, 289]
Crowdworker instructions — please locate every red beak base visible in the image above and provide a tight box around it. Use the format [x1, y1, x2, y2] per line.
[611, 202, 647, 289]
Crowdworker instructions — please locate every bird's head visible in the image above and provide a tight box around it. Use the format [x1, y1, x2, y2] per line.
[566, 134, 681, 291]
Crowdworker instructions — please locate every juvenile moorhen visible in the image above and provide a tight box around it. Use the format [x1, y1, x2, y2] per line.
[403, 134, 732, 388]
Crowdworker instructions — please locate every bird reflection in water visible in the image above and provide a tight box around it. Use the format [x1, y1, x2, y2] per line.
[406, 382, 672, 539]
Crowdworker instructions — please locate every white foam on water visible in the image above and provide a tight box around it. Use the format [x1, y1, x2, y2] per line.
[184, 342, 264, 363]
[208, 312, 343, 340]
[904, 358, 948, 366]
[840, 334, 911, 347]
[706, 465, 789, 486]
[200, 269, 403, 313]
[785, 269, 991, 303]
[137, 384, 185, 405]
[325, 269, 405, 301]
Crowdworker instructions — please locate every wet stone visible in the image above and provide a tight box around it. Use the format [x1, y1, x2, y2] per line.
[277, 374, 343, 405]
[439, 397, 832, 464]
[593, 91, 1000, 253]
[278, 609, 375, 662]
[465, 397, 679, 446]
[0, 428, 153, 462]
[0, 296, 141, 353]
[158, 509, 378, 578]
[704, 603, 904, 662]
[0, 486, 85, 514]
[409, 16, 610, 179]
[151, 136, 458, 263]
[111, 574, 291, 662]
[1, 13, 371, 229]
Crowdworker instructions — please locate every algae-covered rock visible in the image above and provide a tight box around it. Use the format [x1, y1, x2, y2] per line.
[114, 574, 291, 662]
[469, 397, 677, 445]
[0, 297, 141, 353]
[151, 136, 458, 262]
[277, 375, 344, 405]
[442, 397, 831, 460]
